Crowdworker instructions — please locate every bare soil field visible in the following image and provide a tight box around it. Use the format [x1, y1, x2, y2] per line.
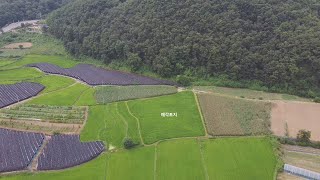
[2, 42, 33, 49]
[271, 101, 320, 141]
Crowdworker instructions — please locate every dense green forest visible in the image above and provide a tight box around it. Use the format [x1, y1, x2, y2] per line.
[0, 0, 73, 27]
[47, 0, 320, 97]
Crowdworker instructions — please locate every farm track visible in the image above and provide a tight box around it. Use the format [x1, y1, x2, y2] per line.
[29, 136, 50, 171]
[192, 89, 317, 105]
[194, 92, 209, 137]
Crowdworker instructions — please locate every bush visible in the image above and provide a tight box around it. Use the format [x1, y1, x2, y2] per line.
[176, 75, 192, 86]
[123, 138, 136, 149]
[314, 97, 320, 103]
[297, 129, 311, 143]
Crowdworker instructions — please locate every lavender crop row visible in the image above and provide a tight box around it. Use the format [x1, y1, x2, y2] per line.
[0, 128, 45, 172]
[37, 135, 105, 170]
[27, 63, 176, 86]
[0, 82, 45, 109]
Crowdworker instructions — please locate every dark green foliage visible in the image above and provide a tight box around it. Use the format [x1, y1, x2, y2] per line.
[0, 0, 73, 27]
[47, 0, 320, 97]
[279, 137, 320, 149]
[123, 138, 136, 149]
[176, 75, 192, 87]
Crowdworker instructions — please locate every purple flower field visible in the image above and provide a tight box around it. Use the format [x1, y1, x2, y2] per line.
[0, 82, 45, 109]
[27, 63, 176, 86]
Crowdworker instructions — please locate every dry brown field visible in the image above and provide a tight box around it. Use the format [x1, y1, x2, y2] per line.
[271, 101, 320, 141]
[197, 93, 271, 136]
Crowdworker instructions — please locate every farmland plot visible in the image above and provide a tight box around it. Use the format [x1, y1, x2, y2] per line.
[106, 146, 155, 180]
[96, 85, 177, 103]
[74, 88, 96, 106]
[128, 92, 205, 144]
[1, 55, 78, 70]
[156, 139, 206, 180]
[271, 101, 320, 141]
[197, 93, 271, 136]
[0, 104, 86, 124]
[27, 83, 89, 106]
[80, 103, 140, 148]
[194, 86, 310, 102]
[0, 68, 43, 82]
[201, 137, 277, 180]
[33, 75, 75, 93]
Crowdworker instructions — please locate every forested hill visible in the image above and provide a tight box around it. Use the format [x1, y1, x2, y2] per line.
[47, 0, 320, 97]
[0, 0, 73, 27]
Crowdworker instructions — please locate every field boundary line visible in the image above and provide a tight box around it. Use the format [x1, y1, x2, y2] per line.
[153, 143, 159, 180]
[115, 103, 129, 138]
[78, 106, 89, 134]
[125, 102, 145, 145]
[193, 92, 209, 137]
[197, 138, 210, 180]
[72, 86, 91, 105]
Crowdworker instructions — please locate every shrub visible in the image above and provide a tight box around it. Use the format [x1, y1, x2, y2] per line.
[123, 138, 136, 149]
[297, 129, 311, 143]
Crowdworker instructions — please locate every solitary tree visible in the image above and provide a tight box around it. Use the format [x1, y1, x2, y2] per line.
[18, 45, 23, 49]
[297, 130, 311, 143]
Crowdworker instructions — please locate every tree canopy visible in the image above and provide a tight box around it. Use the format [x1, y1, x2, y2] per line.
[0, 0, 73, 27]
[47, 0, 320, 97]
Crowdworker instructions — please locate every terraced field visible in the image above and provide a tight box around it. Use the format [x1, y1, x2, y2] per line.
[0, 41, 283, 179]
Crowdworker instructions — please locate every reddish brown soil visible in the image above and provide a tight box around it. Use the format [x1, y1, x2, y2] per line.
[271, 101, 320, 141]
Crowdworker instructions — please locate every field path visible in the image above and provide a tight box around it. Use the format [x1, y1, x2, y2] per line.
[193, 92, 209, 137]
[125, 102, 145, 145]
[197, 138, 210, 180]
[153, 142, 159, 180]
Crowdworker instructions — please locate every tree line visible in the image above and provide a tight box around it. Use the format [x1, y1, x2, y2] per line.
[47, 0, 320, 97]
[0, 0, 73, 27]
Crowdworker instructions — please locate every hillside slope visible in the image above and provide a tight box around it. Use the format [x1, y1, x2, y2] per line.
[47, 0, 320, 97]
[0, 0, 73, 28]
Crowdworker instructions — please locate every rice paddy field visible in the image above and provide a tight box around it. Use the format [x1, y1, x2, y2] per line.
[27, 83, 90, 106]
[1, 137, 278, 180]
[128, 91, 205, 144]
[197, 93, 271, 136]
